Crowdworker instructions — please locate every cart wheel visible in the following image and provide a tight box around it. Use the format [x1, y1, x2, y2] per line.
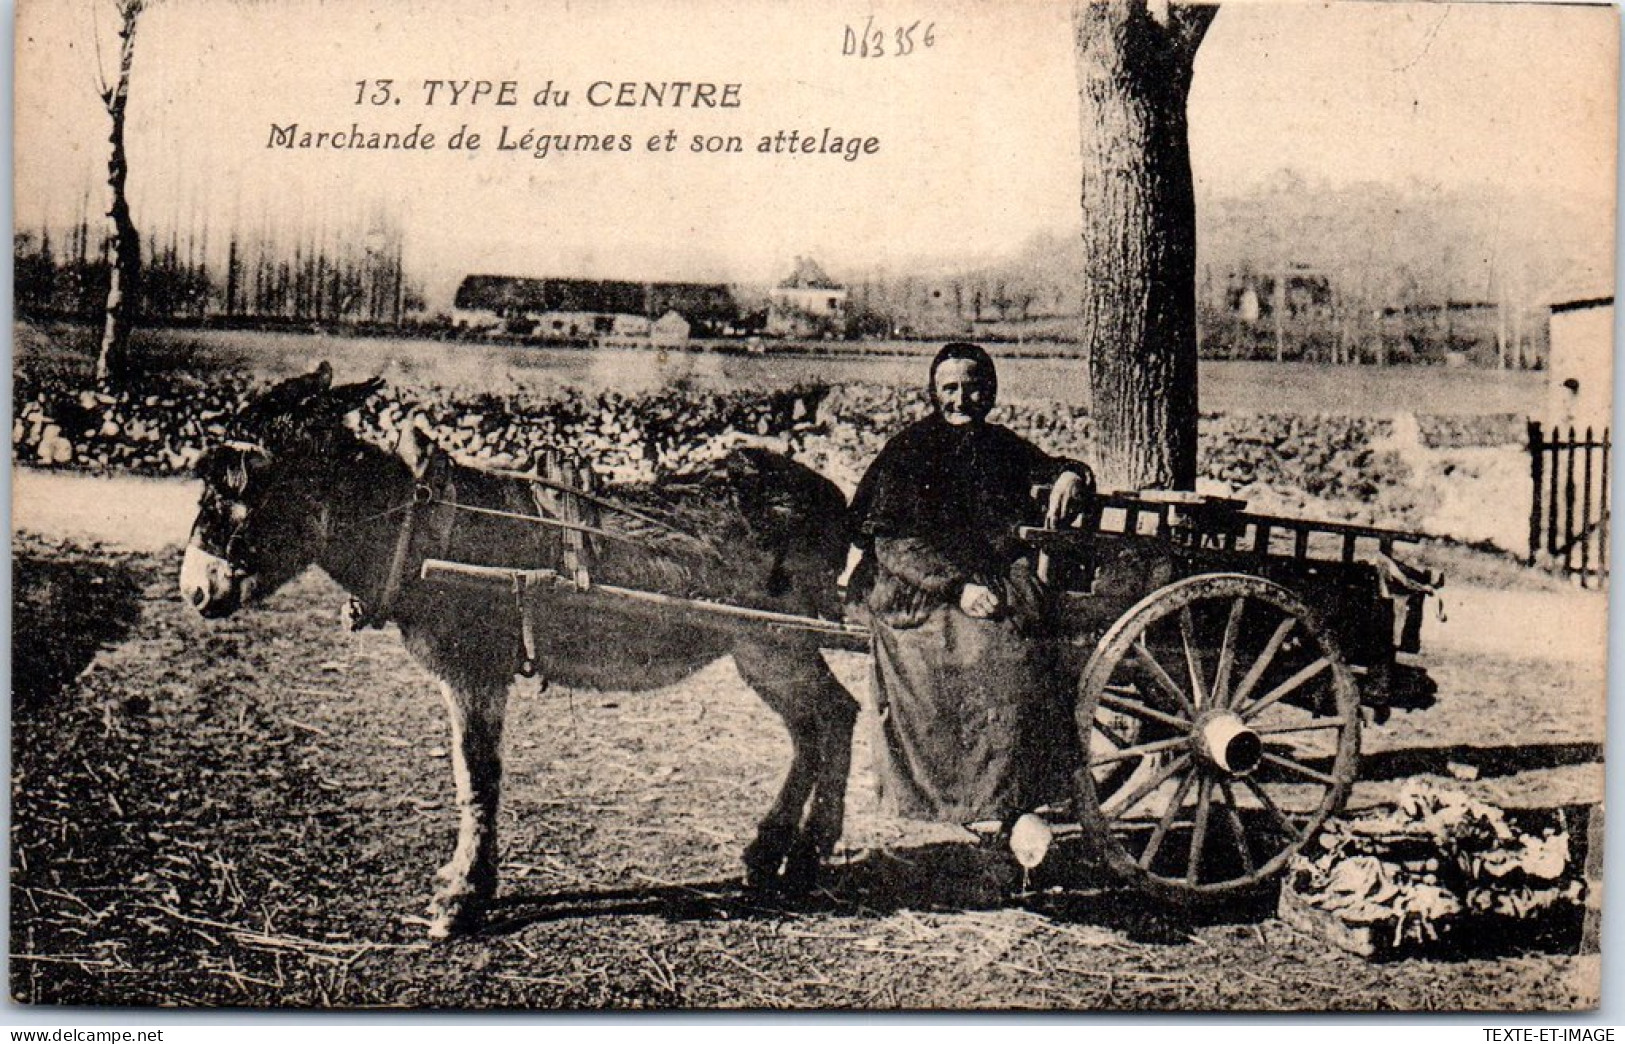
[1074, 573, 1360, 900]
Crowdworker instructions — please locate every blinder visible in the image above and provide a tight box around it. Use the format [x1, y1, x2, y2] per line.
[193, 438, 329, 570]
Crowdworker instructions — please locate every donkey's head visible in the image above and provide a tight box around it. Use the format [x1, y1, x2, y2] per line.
[180, 363, 383, 618]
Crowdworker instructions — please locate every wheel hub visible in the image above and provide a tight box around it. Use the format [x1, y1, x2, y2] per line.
[1192, 711, 1262, 776]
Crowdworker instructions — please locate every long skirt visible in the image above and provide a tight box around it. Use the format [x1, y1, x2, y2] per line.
[870, 605, 1078, 823]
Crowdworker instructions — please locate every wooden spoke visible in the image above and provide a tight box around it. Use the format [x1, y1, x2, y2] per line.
[1218, 780, 1255, 874]
[1186, 776, 1214, 884]
[1098, 691, 1192, 733]
[1241, 776, 1306, 843]
[1074, 574, 1358, 899]
[1260, 751, 1340, 788]
[1212, 597, 1246, 708]
[1139, 771, 1197, 871]
[1240, 657, 1331, 722]
[1131, 640, 1197, 718]
[1102, 754, 1192, 821]
[1090, 703, 1139, 750]
[1179, 606, 1208, 710]
[1090, 734, 1191, 766]
[1252, 721, 1346, 737]
[1229, 617, 1295, 710]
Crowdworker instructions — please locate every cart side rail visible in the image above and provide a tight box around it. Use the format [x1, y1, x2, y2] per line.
[1024, 490, 1426, 569]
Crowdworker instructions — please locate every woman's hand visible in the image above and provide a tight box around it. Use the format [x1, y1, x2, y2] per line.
[959, 582, 1000, 618]
[1046, 470, 1092, 527]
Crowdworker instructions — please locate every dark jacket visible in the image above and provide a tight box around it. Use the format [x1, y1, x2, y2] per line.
[848, 415, 1087, 627]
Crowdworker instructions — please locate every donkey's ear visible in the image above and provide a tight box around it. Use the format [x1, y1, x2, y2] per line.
[193, 444, 226, 483]
[395, 415, 436, 478]
[324, 376, 386, 417]
[240, 363, 337, 431]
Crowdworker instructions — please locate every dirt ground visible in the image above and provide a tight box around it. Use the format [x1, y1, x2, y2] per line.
[10, 472, 1605, 1011]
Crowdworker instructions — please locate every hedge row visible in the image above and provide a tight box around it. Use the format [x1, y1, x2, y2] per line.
[15, 371, 1416, 521]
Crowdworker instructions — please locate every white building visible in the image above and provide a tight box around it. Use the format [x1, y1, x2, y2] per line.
[650, 310, 691, 347]
[1546, 295, 1614, 430]
[768, 257, 847, 338]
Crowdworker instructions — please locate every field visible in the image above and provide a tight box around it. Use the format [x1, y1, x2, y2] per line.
[20, 322, 1550, 414]
[9, 324, 1604, 1010]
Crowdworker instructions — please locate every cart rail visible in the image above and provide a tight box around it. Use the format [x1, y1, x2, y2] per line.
[1054, 492, 1423, 565]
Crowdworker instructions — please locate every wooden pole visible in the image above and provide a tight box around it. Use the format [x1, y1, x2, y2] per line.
[1528, 420, 1544, 566]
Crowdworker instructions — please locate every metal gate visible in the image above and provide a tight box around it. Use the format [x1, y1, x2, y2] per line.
[1528, 421, 1611, 588]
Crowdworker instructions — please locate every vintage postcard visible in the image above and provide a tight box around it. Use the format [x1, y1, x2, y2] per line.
[10, 0, 1615, 1011]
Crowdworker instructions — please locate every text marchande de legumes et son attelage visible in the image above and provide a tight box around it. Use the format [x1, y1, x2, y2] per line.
[266, 79, 882, 162]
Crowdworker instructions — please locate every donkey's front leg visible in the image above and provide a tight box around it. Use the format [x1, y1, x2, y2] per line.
[428, 679, 509, 939]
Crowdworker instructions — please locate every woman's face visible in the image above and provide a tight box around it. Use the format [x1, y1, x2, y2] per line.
[933, 357, 994, 426]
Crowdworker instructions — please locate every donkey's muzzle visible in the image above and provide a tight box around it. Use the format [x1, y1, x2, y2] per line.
[180, 544, 252, 618]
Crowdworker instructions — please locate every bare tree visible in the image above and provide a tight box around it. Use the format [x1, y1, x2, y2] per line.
[1072, 0, 1217, 491]
[95, 0, 146, 387]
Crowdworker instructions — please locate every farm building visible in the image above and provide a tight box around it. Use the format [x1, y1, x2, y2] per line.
[768, 257, 847, 338]
[451, 274, 739, 339]
[1222, 266, 1334, 324]
[650, 310, 691, 347]
[1546, 296, 1614, 429]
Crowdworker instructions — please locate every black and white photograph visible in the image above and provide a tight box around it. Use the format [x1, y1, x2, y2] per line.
[9, 0, 1616, 1011]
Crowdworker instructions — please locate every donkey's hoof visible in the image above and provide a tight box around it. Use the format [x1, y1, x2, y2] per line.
[742, 832, 792, 891]
[742, 859, 784, 892]
[779, 844, 822, 896]
[426, 898, 485, 940]
[427, 882, 492, 940]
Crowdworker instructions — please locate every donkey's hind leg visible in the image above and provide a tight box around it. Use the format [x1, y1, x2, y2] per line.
[428, 678, 509, 938]
[734, 642, 859, 893]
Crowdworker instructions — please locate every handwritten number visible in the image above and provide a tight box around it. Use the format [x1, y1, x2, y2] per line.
[844, 19, 935, 58]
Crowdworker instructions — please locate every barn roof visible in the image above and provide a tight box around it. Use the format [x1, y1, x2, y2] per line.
[454, 274, 737, 322]
[1550, 295, 1614, 315]
[777, 257, 842, 290]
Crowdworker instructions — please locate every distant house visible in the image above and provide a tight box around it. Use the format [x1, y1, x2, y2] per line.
[768, 257, 847, 338]
[650, 310, 691, 347]
[1547, 295, 1613, 429]
[451, 274, 739, 340]
[1223, 266, 1333, 323]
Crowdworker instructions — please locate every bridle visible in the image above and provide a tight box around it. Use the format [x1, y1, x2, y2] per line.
[202, 437, 405, 603]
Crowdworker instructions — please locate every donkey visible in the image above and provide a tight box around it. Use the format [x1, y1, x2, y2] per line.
[179, 364, 860, 938]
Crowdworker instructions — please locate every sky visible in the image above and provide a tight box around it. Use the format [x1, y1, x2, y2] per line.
[12, 0, 1619, 306]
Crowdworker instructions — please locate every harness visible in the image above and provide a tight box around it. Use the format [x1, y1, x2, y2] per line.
[221, 435, 846, 679]
[338, 444, 709, 678]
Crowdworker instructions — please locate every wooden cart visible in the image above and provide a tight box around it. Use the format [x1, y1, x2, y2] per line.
[421, 479, 1441, 904]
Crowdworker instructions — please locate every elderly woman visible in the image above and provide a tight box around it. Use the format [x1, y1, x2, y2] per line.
[847, 343, 1094, 830]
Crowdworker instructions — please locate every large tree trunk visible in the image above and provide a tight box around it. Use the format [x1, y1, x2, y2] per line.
[1072, 0, 1215, 492]
[96, 0, 145, 388]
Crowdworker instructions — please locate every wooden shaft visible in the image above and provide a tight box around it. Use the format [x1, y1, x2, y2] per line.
[418, 558, 871, 643]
